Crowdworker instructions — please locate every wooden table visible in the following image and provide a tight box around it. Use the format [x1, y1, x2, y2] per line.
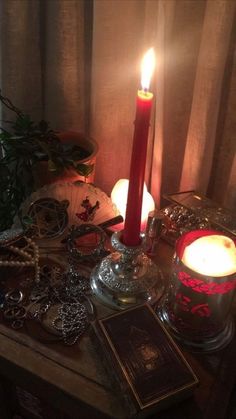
[0, 239, 236, 419]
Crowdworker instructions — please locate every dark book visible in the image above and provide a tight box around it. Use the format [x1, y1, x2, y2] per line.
[91, 304, 198, 418]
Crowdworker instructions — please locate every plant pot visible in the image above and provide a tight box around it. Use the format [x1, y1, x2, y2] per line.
[33, 131, 98, 188]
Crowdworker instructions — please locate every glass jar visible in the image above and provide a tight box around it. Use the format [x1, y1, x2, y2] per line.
[158, 230, 236, 352]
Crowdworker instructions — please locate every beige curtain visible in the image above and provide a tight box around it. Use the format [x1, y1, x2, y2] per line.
[91, 0, 236, 211]
[1, 0, 235, 210]
[0, 0, 87, 129]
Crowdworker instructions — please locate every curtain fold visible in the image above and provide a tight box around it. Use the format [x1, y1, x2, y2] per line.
[91, 0, 146, 193]
[43, 0, 86, 131]
[0, 0, 42, 120]
[179, 0, 235, 194]
[156, 0, 206, 203]
[91, 0, 236, 210]
[0, 0, 235, 210]
[0, 0, 86, 132]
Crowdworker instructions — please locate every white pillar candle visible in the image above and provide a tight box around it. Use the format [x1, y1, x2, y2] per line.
[111, 179, 155, 231]
[182, 234, 236, 277]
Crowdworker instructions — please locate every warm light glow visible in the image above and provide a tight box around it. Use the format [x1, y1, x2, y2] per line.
[141, 48, 155, 91]
[182, 235, 236, 277]
[111, 179, 155, 230]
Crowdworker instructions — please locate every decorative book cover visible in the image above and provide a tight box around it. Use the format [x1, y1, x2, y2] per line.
[92, 304, 198, 418]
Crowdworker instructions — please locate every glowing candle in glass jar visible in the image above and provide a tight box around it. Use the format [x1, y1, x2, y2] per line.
[159, 230, 236, 351]
[122, 48, 155, 247]
[182, 234, 236, 277]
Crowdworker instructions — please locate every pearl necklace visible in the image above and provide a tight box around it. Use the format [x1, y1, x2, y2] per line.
[0, 237, 40, 283]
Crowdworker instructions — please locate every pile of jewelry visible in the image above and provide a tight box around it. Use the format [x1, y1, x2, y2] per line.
[0, 214, 123, 345]
[161, 205, 210, 244]
[1, 263, 94, 346]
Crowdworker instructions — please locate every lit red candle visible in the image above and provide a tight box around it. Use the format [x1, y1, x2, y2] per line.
[122, 48, 155, 246]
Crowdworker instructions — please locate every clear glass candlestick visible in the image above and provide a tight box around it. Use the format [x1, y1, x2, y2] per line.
[90, 231, 164, 310]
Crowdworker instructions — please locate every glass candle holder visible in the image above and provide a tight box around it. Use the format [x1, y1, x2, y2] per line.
[158, 230, 236, 352]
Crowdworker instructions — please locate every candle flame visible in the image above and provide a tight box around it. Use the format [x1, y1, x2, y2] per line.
[141, 48, 155, 91]
[182, 235, 236, 277]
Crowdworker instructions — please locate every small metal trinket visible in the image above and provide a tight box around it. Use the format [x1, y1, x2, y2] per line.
[5, 289, 24, 305]
[52, 302, 88, 345]
[4, 306, 26, 320]
[64, 265, 91, 296]
[161, 205, 210, 244]
[65, 224, 109, 262]
[27, 198, 69, 239]
[3, 305, 26, 329]
[145, 210, 165, 256]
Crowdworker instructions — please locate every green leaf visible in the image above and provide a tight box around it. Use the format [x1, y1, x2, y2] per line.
[13, 115, 34, 134]
[75, 163, 94, 177]
[0, 131, 11, 141]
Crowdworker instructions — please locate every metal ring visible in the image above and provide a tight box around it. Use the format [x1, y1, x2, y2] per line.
[4, 306, 26, 320]
[5, 289, 24, 305]
[66, 224, 107, 260]
[4, 307, 18, 320]
[11, 319, 24, 329]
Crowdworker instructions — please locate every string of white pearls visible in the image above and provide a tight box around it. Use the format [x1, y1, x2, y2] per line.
[0, 236, 40, 283]
[8, 245, 34, 260]
[0, 260, 35, 266]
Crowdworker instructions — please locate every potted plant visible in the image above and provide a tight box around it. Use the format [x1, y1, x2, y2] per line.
[0, 90, 98, 231]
